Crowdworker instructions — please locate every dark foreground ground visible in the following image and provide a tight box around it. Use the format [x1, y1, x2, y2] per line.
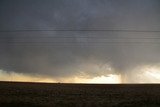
[0, 82, 160, 107]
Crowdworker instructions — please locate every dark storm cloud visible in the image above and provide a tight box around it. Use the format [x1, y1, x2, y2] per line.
[0, 0, 160, 78]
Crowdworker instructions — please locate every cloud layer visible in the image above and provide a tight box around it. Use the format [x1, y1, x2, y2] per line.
[0, 0, 160, 82]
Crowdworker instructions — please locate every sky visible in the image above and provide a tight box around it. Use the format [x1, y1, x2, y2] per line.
[0, 0, 160, 83]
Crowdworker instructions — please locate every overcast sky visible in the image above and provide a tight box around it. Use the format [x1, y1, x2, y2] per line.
[0, 0, 160, 83]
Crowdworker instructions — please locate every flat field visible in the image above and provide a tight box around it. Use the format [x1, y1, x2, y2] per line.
[0, 82, 160, 107]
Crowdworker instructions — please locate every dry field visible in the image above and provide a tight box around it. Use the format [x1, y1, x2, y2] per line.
[0, 82, 160, 107]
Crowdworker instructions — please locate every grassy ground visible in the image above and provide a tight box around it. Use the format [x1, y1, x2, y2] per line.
[0, 82, 160, 107]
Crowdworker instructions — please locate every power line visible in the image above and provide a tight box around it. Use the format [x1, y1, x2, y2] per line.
[1, 38, 160, 40]
[1, 29, 160, 46]
[0, 29, 160, 32]
[1, 36, 160, 39]
[0, 41, 160, 45]
[0, 41, 160, 43]
[1, 29, 160, 39]
[0, 44, 159, 47]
